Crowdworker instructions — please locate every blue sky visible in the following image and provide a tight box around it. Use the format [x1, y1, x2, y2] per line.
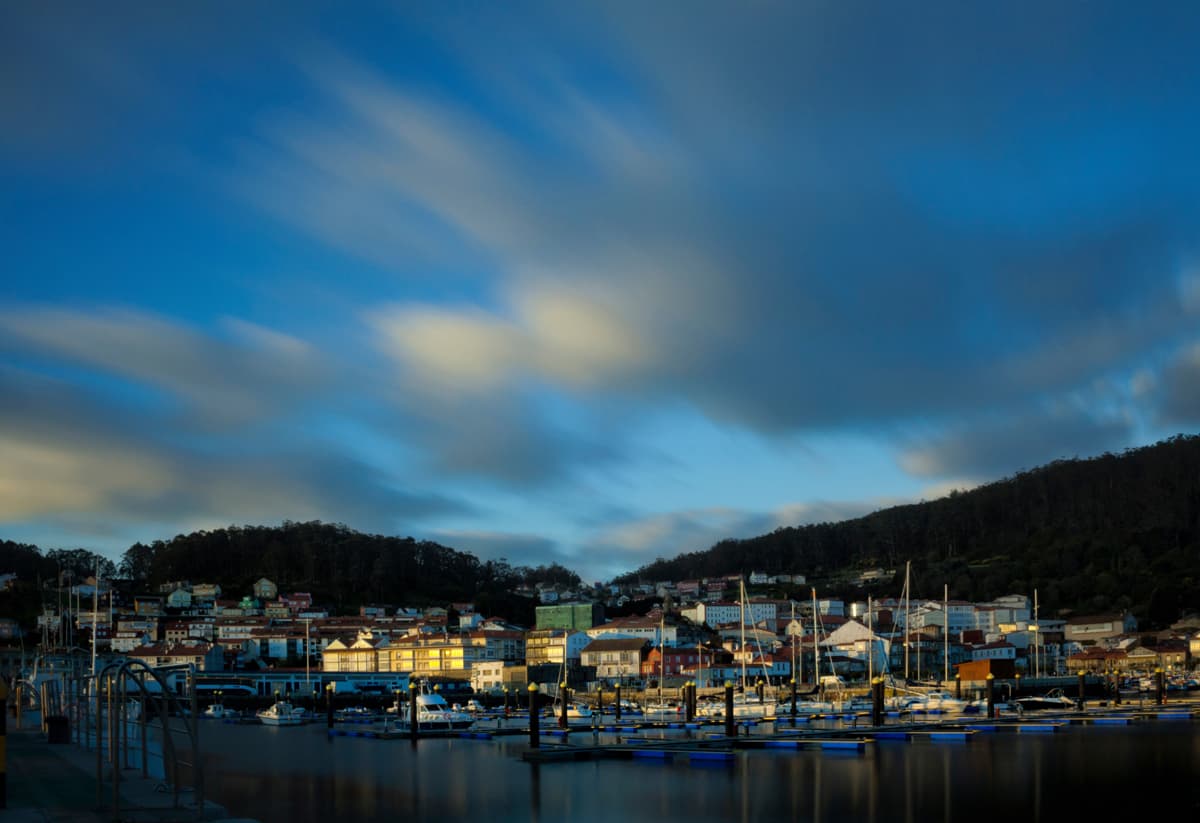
[4, 2, 1200, 583]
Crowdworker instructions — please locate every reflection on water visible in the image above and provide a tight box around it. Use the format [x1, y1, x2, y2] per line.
[200, 720, 1200, 822]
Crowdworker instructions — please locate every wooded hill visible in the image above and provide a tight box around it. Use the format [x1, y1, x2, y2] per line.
[1, 522, 581, 630]
[617, 434, 1200, 628]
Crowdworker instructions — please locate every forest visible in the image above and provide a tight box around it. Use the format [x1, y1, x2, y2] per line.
[618, 434, 1200, 628]
[4, 434, 1200, 632]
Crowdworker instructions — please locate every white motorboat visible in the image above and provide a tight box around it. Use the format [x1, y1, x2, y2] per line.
[203, 703, 239, 720]
[393, 690, 474, 730]
[904, 691, 969, 713]
[257, 701, 305, 726]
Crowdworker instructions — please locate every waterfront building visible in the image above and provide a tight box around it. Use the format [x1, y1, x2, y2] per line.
[322, 630, 388, 673]
[580, 637, 649, 684]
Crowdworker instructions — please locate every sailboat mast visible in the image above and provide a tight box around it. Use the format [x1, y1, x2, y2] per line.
[867, 595, 873, 683]
[91, 559, 99, 676]
[903, 561, 910, 681]
[811, 587, 819, 684]
[740, 578, 748, 690]
[791, 601, 796, 686]
[943, 583, 949, 684]
[1033, 589, 1039, 679]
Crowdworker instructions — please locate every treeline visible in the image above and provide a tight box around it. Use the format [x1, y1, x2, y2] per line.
[116, 520, 580, 620]
[618, 434, 1200, 628]
[1, 523, 582, 631]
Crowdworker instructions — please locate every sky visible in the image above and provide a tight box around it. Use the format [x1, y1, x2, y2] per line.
[4, 2, 1200, 584]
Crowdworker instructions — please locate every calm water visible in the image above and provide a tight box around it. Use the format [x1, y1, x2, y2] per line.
[198, 716, 1200, 822]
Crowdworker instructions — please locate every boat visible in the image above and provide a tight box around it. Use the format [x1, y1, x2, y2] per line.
[1014, 688, 1077, 712]
[335, 706, 377, 722]
[393, 687, 475, 730]
[202, 703, 239, 720]
[903, 690, 969, 714]
[257, 700, 306, 726]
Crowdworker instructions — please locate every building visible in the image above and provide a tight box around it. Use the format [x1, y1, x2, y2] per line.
[1064, 613, 1138, 644]
[581, 638, 649, 684]
[534, 602, 605, 631]
[253, 578, 278, 601]
[322, 630, 387, 673]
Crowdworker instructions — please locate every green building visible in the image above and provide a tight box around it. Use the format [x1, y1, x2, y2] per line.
[535, 602, 605, 630]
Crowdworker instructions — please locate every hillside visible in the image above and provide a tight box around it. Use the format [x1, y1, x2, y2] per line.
[618, 434, 1200, 627]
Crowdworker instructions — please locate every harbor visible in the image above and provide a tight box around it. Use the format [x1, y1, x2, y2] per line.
[5, 682, 1198, 821]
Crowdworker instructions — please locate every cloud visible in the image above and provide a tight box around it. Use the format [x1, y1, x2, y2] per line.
[900, 407, 1135, 480]
[0, 306, 331, 426]
[0, 365, 465, 538]
[1154, 342, 1200, 425]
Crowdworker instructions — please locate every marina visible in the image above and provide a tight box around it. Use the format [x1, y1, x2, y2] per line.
[6, 682, 1198, 821]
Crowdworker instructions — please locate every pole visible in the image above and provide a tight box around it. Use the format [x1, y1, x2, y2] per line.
[1156, 668, 1165, 705]
[408, 683, 418, 744]
[790, 677, 797, 724]
[304, 619, 311, 695]
[528, 684, 540, 748]
[986, 673, 995, 719]
[614, 684, 622, 722]
[724, 681, 735, 738]
[871, 676, 883, 727]
[558, 682, 568, 729]
[1077, 671, 1086, 711]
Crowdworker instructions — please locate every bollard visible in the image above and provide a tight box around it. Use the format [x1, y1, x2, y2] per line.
[955, 673, 961, 700]
[327, 685, 335, 729]
[595, 688, 602, 719]
[558, 682, 568, 729]
[1156, 669, 1165, 705]
[986, 673, 995, 719]
[528, 684, 540, 749]
[724, 682, 735, 738]
[871, 677, 883, 727]
[1077, 672, 1086, 711]
[409, 683, 419, 744]
[1114, 670, 1121, 706]
[615, 684, 622, 722]
[790, 678, 797, 724]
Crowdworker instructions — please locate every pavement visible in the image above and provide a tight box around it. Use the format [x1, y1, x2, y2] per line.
[1, 721, 258, 823]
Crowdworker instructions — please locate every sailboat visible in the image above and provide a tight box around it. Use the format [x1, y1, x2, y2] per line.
[643, 611, 680, 717]
[700, 578, 778, 720]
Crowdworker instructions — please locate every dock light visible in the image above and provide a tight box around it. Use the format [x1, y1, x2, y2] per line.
[725, 681, 733, 688]
[409, 682, 417, 691]
[529, 683, 539, 692]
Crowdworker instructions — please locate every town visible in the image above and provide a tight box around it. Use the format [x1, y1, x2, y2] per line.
[9, 568, 1199, 700]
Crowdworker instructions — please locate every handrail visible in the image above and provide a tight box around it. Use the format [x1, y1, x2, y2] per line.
[80, 659, 206, 821]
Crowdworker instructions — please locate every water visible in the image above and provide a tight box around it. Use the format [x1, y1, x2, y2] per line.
[198, 717, 1200, 822]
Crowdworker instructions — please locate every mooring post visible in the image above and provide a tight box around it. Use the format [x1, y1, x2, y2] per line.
[614, 684, 622, 722]
[872, 677, 883, 726]
[409, 683, 418, 744]
[955, 673, 961, 700]
[528, 684, 540, 749]
[986, 673, 996, 719]
[1077, 671, 1086, 711]
[558, 682, 568, 729]
[1156, 668, 1165, 705]
[327, 684, 336, 729]
[1114, 669, 1121, 706]
[724, 681, 735, 738]
[790, 678, 797, 724]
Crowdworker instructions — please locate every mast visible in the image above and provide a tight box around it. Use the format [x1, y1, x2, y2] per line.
[739, 578, 748, 691]
[791, 601, 796, 687]
[811, 587, 819, 685]
[91, 559, 99, 676]
[903, 561, 910, 681]
[943, 583, 949, 685]
[867, 595, 873, 683]
[659, 610, 665, 704]
[1033, 589, 1039, 679]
